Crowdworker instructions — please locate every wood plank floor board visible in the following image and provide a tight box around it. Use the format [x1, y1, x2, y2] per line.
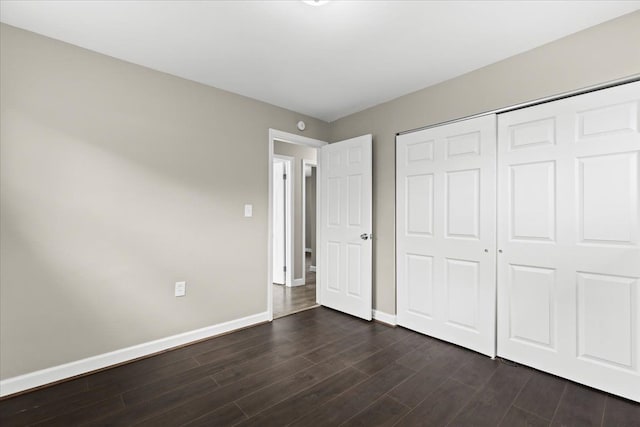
[0, 307, 631, 427]
[394, 339, 451, 372]
[447, 362, 533, 427]
[320, 339, 385, 368]
[284, 327, 352, 355]
[188, 336, 293, 381]
[311, 324, 405, 368]
[449, 353, 501, 389]
[352, 332, 426, 375]
[89, 357, 201, 396]
[85, 348, 198, 390]
[298, 330, 372, 364]
[211, 347, 304, 386]
[119, 361, 222, 406]
[387, 345, 473, 409]
[85, 377, 216, 426]
[499, 406, 551, 427]
[234, 367, 369, 427]
[182, 403, 247, 427]
[550, 382, 607, 427]
[342, 395, 409, 427]
[512, 369, 566, 421]
[393, 377, 476, 427]
[162, 322, 274, 360]
[289, 362, 415, 427]
[193, 332, 290, 365]
[133, 355, 313, 427]
[367, 326, 421, 349]
[602, 395, 640, 427]
[1, 383, 121, 427]
[234, 358, 353, 417]
[30, 396, 125, 427]
[0, 378, 88, 421]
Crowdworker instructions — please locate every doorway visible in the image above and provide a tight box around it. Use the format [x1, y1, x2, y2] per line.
[268, 130, 326, 319]
[268, 129, 374, 322]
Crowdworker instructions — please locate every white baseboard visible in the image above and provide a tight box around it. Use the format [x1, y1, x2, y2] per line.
[0, 311, 269, 398]
[291, 278, 305, 287]
[309, 265, 317, 272]
[372, 309, 397, 326]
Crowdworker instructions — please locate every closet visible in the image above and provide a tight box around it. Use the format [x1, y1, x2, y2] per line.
[396, 81, 640, 402]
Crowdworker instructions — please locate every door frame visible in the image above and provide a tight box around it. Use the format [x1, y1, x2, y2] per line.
[272, 155, 294, 287]
[268, 129, 328, 321]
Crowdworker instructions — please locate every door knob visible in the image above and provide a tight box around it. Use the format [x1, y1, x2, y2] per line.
[360, 233, 371, 240]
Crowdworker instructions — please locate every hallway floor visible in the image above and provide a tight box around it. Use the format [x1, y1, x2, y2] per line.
[273, 253, 317, 318]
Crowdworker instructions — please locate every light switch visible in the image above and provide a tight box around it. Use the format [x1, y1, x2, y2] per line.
[175, 281, 186, 297]
[244, 204, 253, 217]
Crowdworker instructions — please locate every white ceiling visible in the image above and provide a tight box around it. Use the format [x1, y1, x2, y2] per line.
[1, 1, 638, 122]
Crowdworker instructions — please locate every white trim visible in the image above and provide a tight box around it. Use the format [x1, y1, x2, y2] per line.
[0, 311, 269, 398]
[372, 310, 397, 326]
[270, 129, 327, 148]
[273, 155, 294, 287]
[292, 278, 305, 287]
[268, 129, 327, 321]
[309, 265, 317, 272]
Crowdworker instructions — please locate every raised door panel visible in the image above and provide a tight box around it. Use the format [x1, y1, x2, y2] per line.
[577, 272, 636, 370]
[508, 117, 556, 150]
[445, 258, 479, 331]
[446, 131, 481, 158]
[508, 265, 555, 350]
[406, 254, 434, 318]
[578, 152, 638, 245]
[446, 169, 480, 240]
[577, 101, 639, 140]
[406, 174, 434, 236]
[509, 161, 556, 242]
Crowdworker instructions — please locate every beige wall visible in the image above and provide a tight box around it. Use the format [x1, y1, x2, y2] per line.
[273, 141, 317, 281]
[330, 11, 640, 314]
[0, 23, 329, 379]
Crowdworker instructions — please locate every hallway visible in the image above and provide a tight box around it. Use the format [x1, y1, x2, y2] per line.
[273, 254, 317, 318]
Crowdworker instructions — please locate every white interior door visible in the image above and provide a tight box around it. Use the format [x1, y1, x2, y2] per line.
[272, 159, 286, 285]
[396, 115, 497, 357]
[319, 135, 372, 320]
[497, 81, 640, 402]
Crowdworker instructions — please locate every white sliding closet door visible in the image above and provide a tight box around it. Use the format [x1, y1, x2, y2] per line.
[397, 115, 497, 357]
[497, 81, 640, 402]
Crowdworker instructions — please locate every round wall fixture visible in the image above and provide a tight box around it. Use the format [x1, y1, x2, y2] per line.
[297, 120, 306, 131]
[303, 0, 329, 6]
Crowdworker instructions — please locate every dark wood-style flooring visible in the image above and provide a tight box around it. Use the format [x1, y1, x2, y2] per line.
[1, 307, 638, 426]
[273, 254, 317, 318]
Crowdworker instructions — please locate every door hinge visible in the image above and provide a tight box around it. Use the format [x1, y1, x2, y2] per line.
[283, 173, 287, 180]
[283, 266, 287, 272]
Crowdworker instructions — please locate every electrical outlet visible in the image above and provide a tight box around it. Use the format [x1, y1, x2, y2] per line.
[175, 281, 186, 297]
